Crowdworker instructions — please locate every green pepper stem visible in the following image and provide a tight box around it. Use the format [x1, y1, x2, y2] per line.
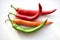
[8, 12, 17, 24]
[11, 5, 16, 10]
[8, 13, 13, 24]
[5, 19, 9, 23]
[9, 13, 16, 16]
[5, 13, 15, 23]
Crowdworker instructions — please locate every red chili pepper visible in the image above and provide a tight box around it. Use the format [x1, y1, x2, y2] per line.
[16, 8, 56, 16]
[10, 3, 42, 21]
[11, 4, 56, 16]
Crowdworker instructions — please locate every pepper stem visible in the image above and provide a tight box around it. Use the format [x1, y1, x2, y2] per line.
[11, 5, 16, 10]
[8, 13, 13, 24]
[9, 13, 16, 16]
[5, 19, 9, 23]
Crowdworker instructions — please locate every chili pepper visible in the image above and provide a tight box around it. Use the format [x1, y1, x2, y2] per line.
[13, 18, 53, 27]
[15, 8, 56, 15]
[8, 14, 47, 33]
[11, 4, 56, 16]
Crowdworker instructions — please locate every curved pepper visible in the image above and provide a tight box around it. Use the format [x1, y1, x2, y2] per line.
[13, 18, 53, 27]
[16, 9, 56, 16]
[10, 3, 42, 21]
[8, 14, 47, 33]
[11, 3, 56, 16]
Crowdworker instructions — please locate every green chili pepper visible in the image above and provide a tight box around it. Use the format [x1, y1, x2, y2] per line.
[8, 14, 47, 33]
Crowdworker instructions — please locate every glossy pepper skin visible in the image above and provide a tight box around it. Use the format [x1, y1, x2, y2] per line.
[10, 3, 42, 21]
[8, 14, 47, 33]
[11, 4, 56, 16]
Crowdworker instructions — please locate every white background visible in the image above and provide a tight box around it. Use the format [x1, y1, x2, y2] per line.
[0, 0, 60, 40]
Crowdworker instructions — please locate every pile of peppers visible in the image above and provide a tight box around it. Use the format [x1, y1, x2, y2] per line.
[6, 3, 56, 33]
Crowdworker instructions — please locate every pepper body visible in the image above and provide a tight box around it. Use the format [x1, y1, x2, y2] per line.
[13, 18, 53, 27]
[16, 12, 40, 20]
[16, 8, 37, 16]
[8, 14, 47, 33]
[16, 8, 56, 16]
